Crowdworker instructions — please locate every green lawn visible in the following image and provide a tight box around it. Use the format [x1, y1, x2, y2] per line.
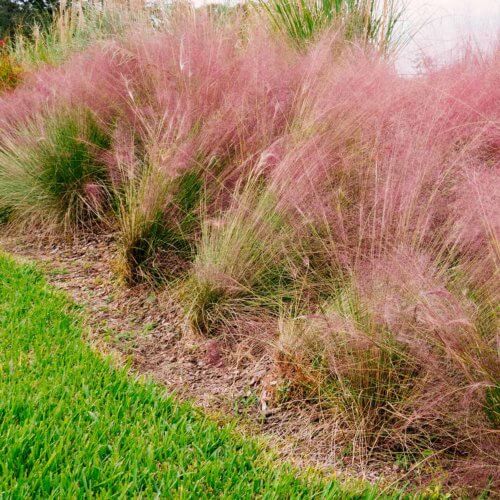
[0, 253, 379, 498]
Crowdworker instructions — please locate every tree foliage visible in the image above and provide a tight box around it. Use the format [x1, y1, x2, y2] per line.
[0, 0, 58, 38]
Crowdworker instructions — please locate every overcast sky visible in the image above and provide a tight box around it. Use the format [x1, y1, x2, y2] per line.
[397, 0, 500, 74]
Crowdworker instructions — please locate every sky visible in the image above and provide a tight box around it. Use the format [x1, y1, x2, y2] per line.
[396, 0, 500, 74]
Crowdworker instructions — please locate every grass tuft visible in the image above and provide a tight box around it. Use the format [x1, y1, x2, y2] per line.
[0, 108, 111, 229]
[258, 0, 403, 51]
[114, 158, 204, 284]
[181, 177, 298, 335]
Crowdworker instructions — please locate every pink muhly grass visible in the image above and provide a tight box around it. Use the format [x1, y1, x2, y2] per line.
[0, 42, 135, 132]
[99, 14, 302, 283]
[266, 35, 499, 487]
[0, 11, 498, 491]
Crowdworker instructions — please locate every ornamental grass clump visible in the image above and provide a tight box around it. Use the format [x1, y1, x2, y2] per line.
[113, 154, 203, 284]
[181, 176, 299, 336]
[0, 108, 111, 229]
[265, 44, 499, 486]
[108, 14, 299, 282]
[277, 248, 498, 473]
[258, 0, 403, 51]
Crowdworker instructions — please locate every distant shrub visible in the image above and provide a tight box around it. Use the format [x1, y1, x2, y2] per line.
[0, 0, 57, 39]
[0, 39, 22, 91]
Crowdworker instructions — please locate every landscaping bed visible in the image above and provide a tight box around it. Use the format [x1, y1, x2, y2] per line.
[1, 251, 371, 497]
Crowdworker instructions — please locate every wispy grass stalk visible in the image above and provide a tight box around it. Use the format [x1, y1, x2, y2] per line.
[258, 0, 404, 51]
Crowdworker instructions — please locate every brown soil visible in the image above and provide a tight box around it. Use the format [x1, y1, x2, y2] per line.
[0, 231, 435, 492]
